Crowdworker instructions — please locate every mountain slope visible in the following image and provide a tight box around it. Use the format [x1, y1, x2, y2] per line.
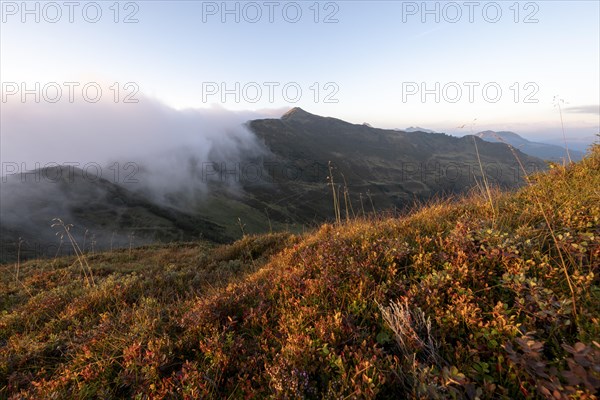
[1, 145, 598, 398]
[0, 166, 227, 262]
[245, 108, 546, 224]
[476, 130, 585, 161]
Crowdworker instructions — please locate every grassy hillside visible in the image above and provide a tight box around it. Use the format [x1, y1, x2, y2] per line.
[1, 146, 598, 399]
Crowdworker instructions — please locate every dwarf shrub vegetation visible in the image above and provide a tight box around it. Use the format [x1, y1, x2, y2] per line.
[1, 147, 599, 398]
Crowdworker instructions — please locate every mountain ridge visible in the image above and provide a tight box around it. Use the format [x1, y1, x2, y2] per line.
[2, 109, 548, 260]
[244, 108, 546, 229]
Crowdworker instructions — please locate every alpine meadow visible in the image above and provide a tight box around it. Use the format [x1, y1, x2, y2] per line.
[1, 1, 599, 399]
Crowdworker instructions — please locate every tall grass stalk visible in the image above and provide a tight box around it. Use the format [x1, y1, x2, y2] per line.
[328, 161, 341, 224]
[340, 173, 353, 221]
[128, 232, 135, 258]
[90, 234, 96, 255]
[366, 190, 376, 214]
[82, 228, 89, 253]
[359, 193, 366, 217]
[553, 96, 572, 164]
[15, 237, 24, 282]
[51, 218, 95, 287]
[264, 208, 273, 233]
[53, 233, 64, 263]
[237, 217, 246, 237]
[470, 128, 496, 225]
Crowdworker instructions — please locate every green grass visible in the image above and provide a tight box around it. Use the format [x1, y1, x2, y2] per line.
[1, 146, 599, 399]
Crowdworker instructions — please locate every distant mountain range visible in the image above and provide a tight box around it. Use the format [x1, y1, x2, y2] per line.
[476, 130, 585, 162]
[1, 108, 547, 261]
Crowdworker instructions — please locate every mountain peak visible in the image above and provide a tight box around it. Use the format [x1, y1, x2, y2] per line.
[281, 107, 315, 121]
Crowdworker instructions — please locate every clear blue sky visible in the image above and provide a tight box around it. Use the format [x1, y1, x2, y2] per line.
[1, 0, 599, 140]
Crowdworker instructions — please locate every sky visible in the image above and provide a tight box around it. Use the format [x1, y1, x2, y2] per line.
[1, 0, 599, 150]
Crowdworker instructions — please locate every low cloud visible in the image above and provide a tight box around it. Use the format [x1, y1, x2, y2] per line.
[564, 105, 600, 115]
[0, 96, 283, 258]
[1, 96, 278, 203]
